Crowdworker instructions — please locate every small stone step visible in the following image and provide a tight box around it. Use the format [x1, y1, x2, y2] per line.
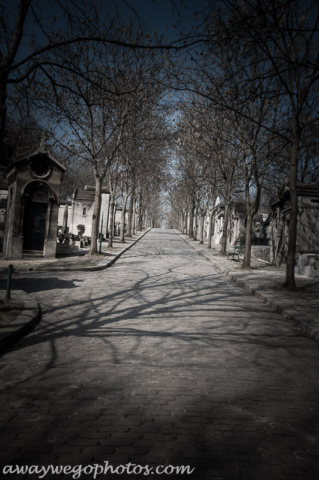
[22, 250, 44, 259]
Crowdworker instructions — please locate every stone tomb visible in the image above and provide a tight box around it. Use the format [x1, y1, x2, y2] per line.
[58, 186, 110, 240]
[3, 146, 66, 259]
[266, 182, 319, 266]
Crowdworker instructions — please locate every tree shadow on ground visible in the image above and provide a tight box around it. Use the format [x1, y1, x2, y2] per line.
[0, 276, 84, 293]
[1, 229, 318, 478]
[1, 271, 308, 366]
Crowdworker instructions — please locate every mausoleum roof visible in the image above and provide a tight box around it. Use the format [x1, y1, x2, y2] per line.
[296, 183, 319, 196]
[73, 190, 95, 202]
[12, 147, 66, 172]
[270, 182, 319, 208]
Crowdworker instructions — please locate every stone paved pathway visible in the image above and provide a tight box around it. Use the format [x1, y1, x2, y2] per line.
[177, 233, 319, 327]
[0, 229, 319, 479]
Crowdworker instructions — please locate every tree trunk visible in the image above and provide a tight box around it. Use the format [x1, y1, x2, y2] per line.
[0, 73, 8, 171]
[242, 210, 253, 269]
[141, 206, 146, 229]
[105, 195, 110, 239]
[194, 207, 199, 240]
[184, 206, 188, 234]
[119, 199, 127, 242]
[283, 125, 300, 290]
[126, 189, 134, 237]
[108, 196, 115, 248]
[113, 203, 117, 236]
[207, 209, 214, 249]
[188, 197, 195, 238]
[133, 198, 137, 235]
[242, 179, 253, 269]
[0, 0, 31, 167]
[242, 165, 262, 269]
[90, 175, 102, 254]
[199, 211, 205, 244]
[220, 187, 231, 256]
[138, 190, 143, 231]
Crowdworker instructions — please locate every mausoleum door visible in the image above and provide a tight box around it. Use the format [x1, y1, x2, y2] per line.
[22, 182, 51, 252]
[23, 202, 47, 251]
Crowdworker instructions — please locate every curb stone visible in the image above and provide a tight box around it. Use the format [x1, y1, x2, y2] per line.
[1, 228, 152, 274]
[175, 230, 319, 344]
[93, 228, 152, 272]
[0, 290, 41, 354]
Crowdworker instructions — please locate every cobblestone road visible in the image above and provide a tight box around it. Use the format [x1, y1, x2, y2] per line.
[1, 229, 319, 479]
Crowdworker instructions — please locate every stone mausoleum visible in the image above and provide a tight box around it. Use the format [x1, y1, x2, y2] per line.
[265, 182, 319, 265]
[58, 186, 110, 240]
[3, 143, 66, 259]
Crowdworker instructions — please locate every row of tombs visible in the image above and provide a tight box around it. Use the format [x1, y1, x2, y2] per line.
[0, 144, 318, 276]
[209, 183, 319, 277]
[187, 182, 319, 279]
[0, 144, 126, 260]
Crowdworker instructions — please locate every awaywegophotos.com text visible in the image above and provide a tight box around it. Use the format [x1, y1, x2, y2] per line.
[3, 462, 196, 478]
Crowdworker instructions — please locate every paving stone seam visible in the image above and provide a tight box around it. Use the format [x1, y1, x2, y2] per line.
[175, 230, 319, 345]
[0, 290, 41, 354]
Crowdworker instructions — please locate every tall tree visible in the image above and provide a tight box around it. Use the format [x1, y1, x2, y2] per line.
[0, 0, 202, 172]
[197, 0, 319, 288]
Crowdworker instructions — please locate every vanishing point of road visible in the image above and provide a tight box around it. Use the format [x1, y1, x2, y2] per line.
[0, 229, 319, 479]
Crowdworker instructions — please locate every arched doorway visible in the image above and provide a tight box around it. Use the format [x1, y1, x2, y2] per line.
[22, 182, 49, 252]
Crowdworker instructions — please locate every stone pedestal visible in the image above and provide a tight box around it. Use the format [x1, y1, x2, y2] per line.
[44, 239, 57, 258]
[56, 243, 79, 256]
[4, 236, 23, 260]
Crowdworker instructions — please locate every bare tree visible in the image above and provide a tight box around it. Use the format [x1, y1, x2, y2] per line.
[194, 0, 319, 288]
[0, 0, 203, 173]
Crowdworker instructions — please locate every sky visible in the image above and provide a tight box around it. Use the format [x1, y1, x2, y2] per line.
[0, 0, 206, 153]
[1, 0, 206, 107]
[1, 0, 206, 56]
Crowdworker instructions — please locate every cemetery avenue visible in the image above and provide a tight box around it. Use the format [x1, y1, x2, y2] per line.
[0, 229, 319, 478]
[1, 1, 319, 478]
